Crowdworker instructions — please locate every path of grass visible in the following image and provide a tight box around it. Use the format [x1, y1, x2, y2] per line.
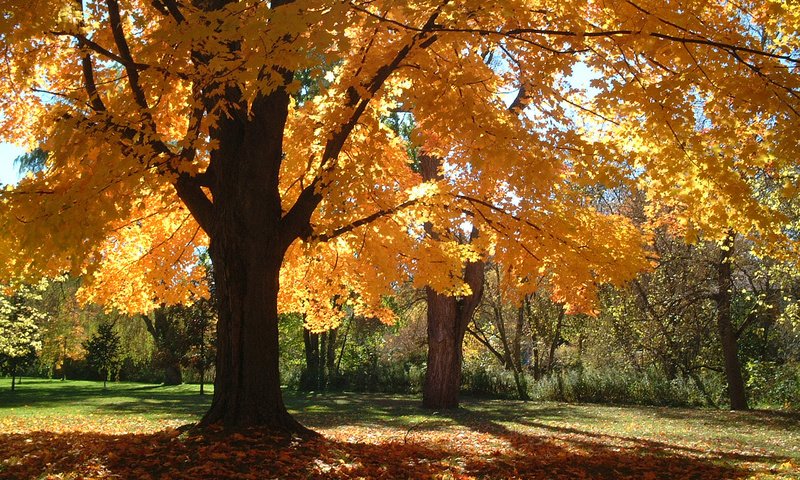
[0, 378, 798, 479]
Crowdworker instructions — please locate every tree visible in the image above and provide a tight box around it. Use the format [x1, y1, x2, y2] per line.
[35, 276, 90, 380]
[2, 1, 799, 431]
[0, 312, 41, 392]
[84, 321, 122, 389]
[184, 296, 217, 395]
[141, 306, 192, 385]
[416, 153, 485, 409]
[468, 263, 529, 400]
[300, 323, 340, 391]
[0, 282, 47, 390]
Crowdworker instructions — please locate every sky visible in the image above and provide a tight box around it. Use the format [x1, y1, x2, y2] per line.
[0, 143, 24, 185]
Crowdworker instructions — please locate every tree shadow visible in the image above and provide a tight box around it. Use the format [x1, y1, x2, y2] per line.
[431, 404, 793, 477]
[97, 395, 211, 418]
[0, 427, 757, 480]
[0, 379, 211, 418]
[286, 392, 593, 431]
[649, 405, 800, 432]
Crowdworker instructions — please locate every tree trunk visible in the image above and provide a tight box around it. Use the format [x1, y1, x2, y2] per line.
[715, 231, 749, 410]
[325, 328, 337, 389]
[423, 289, 466, 409]
[319, 332, 328, 389]
[199, 325, 206, 395]
[164, 364, 182, 386]
[195, 84, 309, 432]
[420, 153, 485, 409]
[301, 327, 321, 391]
[547, 306, 565, 374]
[10, 364, 16, 391]
[512, 305, 529, 400]
[62, 336, 67, 381]
[202, 238, 302, 429]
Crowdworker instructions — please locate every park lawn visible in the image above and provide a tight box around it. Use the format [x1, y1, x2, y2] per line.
[0, 379, 797, 479]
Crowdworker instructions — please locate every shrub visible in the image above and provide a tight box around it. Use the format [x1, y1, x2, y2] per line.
[529, 366, 719, 407]
[746, 361, 800, 410]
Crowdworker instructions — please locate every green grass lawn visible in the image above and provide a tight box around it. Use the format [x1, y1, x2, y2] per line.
[1, 378, 798, 479]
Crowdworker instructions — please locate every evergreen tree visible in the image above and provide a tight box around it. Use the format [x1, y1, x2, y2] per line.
[83, 322, 122, 389]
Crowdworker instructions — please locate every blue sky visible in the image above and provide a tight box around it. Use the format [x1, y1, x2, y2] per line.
[0, 143, 24, 185]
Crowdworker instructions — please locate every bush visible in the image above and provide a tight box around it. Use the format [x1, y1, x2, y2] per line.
[746, 361, 800, 410]
[529, 366, 720, 407]
[461, 365, 523, 399]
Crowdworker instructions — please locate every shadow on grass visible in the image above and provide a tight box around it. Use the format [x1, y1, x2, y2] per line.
[0, 379, 212, 418]
[0, 427, 752, 480]
[649, 405, 800, 432]
[286, 392, 593, 431]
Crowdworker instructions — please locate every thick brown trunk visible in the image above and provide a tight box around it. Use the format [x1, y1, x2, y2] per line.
[202, 239, 303, 430]
[716, 232, 748, 410]
[198, 85, 308, 432]
[423, 289, 465, 409]
[420, 153, 485, 409]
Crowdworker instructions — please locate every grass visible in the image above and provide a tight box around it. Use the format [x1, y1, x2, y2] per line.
[1, 378, 799, 479]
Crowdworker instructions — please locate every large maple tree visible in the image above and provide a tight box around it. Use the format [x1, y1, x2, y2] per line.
[1, 0, 798, 430]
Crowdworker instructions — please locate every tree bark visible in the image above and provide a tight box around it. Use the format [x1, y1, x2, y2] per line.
[423, 289, 467, 409]
[202, 232, 304, 429]
[196, 83, 309, 432]
[319, 332, 328, 389]
[422, 248, 484, 409]
[511, 305, 529, 400]
[715, 231, 749, 410]
[547, 306, 565, 374]
[420, 153, 485, 409]
[325, 328, 337, 389]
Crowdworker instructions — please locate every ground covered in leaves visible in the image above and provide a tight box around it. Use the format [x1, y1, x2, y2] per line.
[0, 380, 798, 479]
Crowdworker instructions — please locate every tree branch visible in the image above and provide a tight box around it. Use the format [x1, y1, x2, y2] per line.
[106, 0, 151, 112]
[311, 197, 419, 243]
[280, 2, 447, 246]
[81, 54, 107, 112]
[174, 173, 214, 234]
[350, 1, 800, 65]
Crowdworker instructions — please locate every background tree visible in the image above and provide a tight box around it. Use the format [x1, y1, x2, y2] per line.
[0, 312, 41, 392]
[35, 277, 90, 380]
[83, 322, 123, 389]
[0, 282, 47, 391]
[140, 306, 192, 385]
[467, 263, 529, 400]
[183, 296, 217, 395]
